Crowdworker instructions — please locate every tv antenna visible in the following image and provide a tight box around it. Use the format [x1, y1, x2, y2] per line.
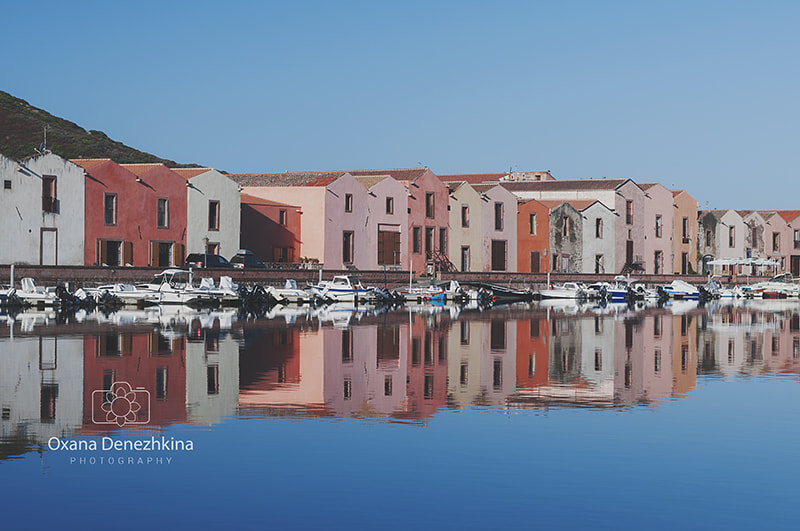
[34, 125, 50, 155]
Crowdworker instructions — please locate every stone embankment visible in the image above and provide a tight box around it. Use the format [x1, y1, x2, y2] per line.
[0, 265, 763, 291]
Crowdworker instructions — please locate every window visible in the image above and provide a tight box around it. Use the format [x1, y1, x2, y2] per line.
[655, 215, 662, 238]
[425, 192, 435, 218]
[729, 226, 735, 247]
[104, 194, 117, 225]
[207, 366, 219, 395]
[625, 200, 633, 225]
[413, 227, 421, 253]
[41, 175, 57, 212]
[156, 368, 168, 400]
[345, 193, 353, 213]
[795, 230, 800, 249]
[157, 198, 168, 228]
[384, 376, 393, 396]
[461, 205, 469, 227]
[654, 250, 663, 274]
[208, 200, 220, 231]
[385, 197, 394, 215]
[494, 203, 503, 231]
[279, 210, 287, 225]
[682, 217, 689, 242]
[425, 227, 434, 254]
[595, 218, 603, 238]
[752, 227, 758, 247]
[439, 228, 447, 254]
[529, 213, 537, 235]
[595, 254, 604, 274]
[343, 231, 354, 263]
[562, 216, 571, 237]
[773, 232, 780, 252]
[706, 229, 712, 247]
[3, 180, 10, 190]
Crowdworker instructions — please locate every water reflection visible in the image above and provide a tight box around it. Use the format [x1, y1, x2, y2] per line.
[2, 299, 799, 460]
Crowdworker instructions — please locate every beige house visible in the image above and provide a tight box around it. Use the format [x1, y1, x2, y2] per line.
[671, 190, 698, 274]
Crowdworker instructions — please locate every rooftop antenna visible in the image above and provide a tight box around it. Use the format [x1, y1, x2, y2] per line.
[34, 124, 49, 155]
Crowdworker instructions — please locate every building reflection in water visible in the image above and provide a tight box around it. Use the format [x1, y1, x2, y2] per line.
[2, 300, 800, 458]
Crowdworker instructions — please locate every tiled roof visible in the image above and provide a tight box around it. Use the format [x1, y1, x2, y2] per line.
[354, 175, 392, 190]
[537, 199, 603, 211]
[347, 168, 428, 183]
[227, 172, 344, 187]
[776, 210, 800, 223]
[120, 163, 167, 176]
[499, 178, 629, 192]
[241, 194, 298, 208]
[70, 158, 112, 170]
[171, 168, 212, 179]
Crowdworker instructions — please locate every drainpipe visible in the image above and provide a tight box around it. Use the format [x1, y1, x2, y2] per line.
[10, 264, 14, 288]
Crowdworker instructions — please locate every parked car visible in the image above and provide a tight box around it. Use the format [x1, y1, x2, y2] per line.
[229, 249, 267, 269]
[185, 253, 235, 269]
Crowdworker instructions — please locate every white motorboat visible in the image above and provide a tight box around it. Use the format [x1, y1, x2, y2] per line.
[265, 279, 318, 304]
[197, 276, 240, 306]
[16, 278, 59, 307]
[137, 269, 221, 306]
[89, 283, 161, 307]
[307, 275, 374, 303]
[659, 279, 700, 300]
[538, 282, 587, 299]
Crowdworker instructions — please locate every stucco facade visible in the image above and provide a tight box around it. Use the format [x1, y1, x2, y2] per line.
[580, 201, 616, 274]
[473, 184, 518, 272]
[172, 168, 241, 259]
[698, 210, 747, 274]
[0, 152, 85, 265]
[641, 183, 674, 275]
[500, 179, 646, 274]
[240, 194, 302, 263]
[671, 190, 698, 274]
[445, 182, 483, 272]
[75, 160, 187, 267]
[516, 198, 550, 274]
[237, 172, 371, 269]
[354, 175, 409, 270]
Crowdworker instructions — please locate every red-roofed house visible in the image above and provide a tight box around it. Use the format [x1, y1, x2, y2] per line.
[516, 198, 551, 273]
[671, 190, 698, 274]
[777, 211, 800, 275]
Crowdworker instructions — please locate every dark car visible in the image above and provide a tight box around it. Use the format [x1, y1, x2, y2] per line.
[229, 249, 267, 269]
[185, 253, 235, 269]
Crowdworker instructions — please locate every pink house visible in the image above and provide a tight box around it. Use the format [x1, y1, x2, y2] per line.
[231, 172, 370, 269]
[640, 183, 674, 274]
[353, 175, 409, 269]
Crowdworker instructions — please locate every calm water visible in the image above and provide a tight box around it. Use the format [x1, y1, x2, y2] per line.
[1, 299, 798, 530]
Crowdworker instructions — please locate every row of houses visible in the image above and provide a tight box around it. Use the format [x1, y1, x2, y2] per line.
[3, 150, 800, 276]
[0, 152, 240, 267]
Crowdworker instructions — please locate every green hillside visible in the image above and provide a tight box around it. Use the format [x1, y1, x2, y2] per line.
[0, 90, 196, 167]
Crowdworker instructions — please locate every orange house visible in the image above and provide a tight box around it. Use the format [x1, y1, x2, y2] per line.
[517, 198, 551, 273]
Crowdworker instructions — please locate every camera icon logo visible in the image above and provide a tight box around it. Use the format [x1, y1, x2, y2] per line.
[91, 381, 150, 426]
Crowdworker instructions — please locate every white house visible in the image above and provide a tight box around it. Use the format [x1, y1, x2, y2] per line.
[0, 152, 85, 265]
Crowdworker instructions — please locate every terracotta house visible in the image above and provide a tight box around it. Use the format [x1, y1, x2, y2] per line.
[517, 198, 551, 274]
[73, 159, 187, 267]
[240, 194, 302, 263]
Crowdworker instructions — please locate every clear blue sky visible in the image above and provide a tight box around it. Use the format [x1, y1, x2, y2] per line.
[2, 0, 799, 210]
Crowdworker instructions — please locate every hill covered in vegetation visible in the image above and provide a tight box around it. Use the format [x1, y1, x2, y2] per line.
[0, 90, 196, 167]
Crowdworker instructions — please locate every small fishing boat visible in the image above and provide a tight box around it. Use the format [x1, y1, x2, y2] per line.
[658, 279, 700, 300]
[16, 278, 59, 307]
[89, 283, 160, 307]
[265, 279, 319, 305]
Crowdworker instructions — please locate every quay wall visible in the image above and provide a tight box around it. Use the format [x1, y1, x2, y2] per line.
[0, 265, 765, 290]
